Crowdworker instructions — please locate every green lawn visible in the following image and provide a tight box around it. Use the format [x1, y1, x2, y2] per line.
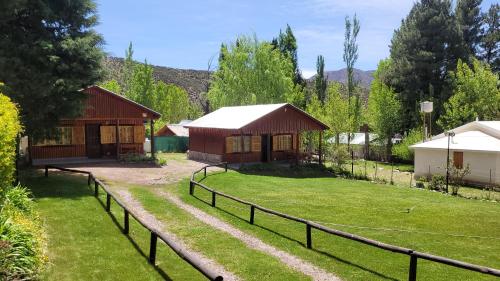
[23, 170, 208, 281]
[181, 168, 500, 281]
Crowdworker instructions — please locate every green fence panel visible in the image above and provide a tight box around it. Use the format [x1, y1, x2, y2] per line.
[154, 136, 189, 152]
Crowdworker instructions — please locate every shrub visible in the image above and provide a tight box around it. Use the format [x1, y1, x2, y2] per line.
[415, 176, 426, 189]
[328, 144, 350, 168]
[429, 174, 445, 191]
[391, 128, 423, 162]
[0, 186, 45, 280]
[0, 89, 22, 192]
[449, 161, 471, 196]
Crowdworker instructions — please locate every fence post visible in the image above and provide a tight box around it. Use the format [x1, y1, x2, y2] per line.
[391, 162, 394, 184]
[225, 162, 228, 172]
[204, 167, 207, 178]
[408, 254, 417, 281]
[149, 232, 157, 264]
[250, 205, 255, 224]
[87, 174, 91, 186]
[124, 209, 129, 234]
[211, 191, 216, 207]
[106, 193, 111, 212]
[306, 223, 312, 249]
[94, 181, 99, 197]
[351, 151, 354, 175]
[409, 172, 413, 187]
[189, 181, 194, 195]
[45, 166, 48, 177]
[375, 162, 378, 180]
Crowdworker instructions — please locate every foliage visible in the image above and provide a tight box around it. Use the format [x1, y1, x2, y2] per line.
[449, 162, 471, 195]
[126, 60, 156, 109]
[0, 0, 104, 139]
[437, 59, 500, 130]
[122, 42, 136, 94]
[155, 82, 191, 124]
[480, 4, 499, 72]
[455, 0, 482, 57]
[99, 79, 122, 94]
[388, 0, 466, 132]
[343, 14, 362, 138]
[429, 174, 446, 191]
[391, 127, 423, 162]
[367, 59, 401, 159]
[415, 177, 426, 189]
[0, 186, 45, 280]
[0, 91, 21, 192]
[273, 24, 303, 87]
[327, 144, 350, 168]
[315, 55, 327, 103]
[208, 35, 303, 110]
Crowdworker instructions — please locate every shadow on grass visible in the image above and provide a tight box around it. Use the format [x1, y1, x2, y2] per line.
[191, 192, 398, 281]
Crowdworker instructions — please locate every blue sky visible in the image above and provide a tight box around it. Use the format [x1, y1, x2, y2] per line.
[96, 0, 496, 78]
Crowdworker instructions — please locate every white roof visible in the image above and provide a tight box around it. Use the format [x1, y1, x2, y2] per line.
[335, 133, 377, 145]
[185, 103, 288, 129]
[433, 121, 500, 140]
[411, 130, 500, 152]
[166, 125, 189, 137]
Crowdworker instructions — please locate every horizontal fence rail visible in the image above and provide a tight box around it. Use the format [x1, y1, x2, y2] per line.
[190, 163, 500, 281]
[45, 165, 224, 281]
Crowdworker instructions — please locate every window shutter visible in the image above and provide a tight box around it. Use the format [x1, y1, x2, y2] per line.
[292, 134, 297, 150]
[134, 125, 145, 143]
[272, 135, 278, 151]
[251, 136, 261, 152]
[100, 126, 116, 144]
[72, 126, 85, 145]
[226, 137, 233, 153]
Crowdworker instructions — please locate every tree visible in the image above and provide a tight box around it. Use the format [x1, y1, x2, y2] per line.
[315, 55, 327, 103]
[367, 59, 401, 160]
[0, 0, 104, 139]
[343, 14, 361, 146]
[276, 25, 303, 86]
[388, 0, 466, 132]
[208, 35, 302, 110]
[122, 42, 136, 94]
[391, 127, 423, 162]
[480, 4, 500, 71]
[0, 87, 21, 190]
[437, 59, 499, 130]
[100, 79, 122, 94]
[126, 60, 155, 108]
[456, 0, 483, 58]
[155, 81, 191, 124]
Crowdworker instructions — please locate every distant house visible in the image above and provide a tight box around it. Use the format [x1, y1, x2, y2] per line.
[411, 121, 500, 185]
[29, 85, 161, 165]
[156, 120, 191, 137]
[185, 103, 328, 163]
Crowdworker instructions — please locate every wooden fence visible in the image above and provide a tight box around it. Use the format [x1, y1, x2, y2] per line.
[190, 163, 500, 281]
[45, 165, 224, 281]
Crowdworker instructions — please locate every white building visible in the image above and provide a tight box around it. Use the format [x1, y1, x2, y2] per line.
[411, 121, 500, 185]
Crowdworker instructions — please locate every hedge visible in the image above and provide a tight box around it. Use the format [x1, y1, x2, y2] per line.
[0, 86, 21, 190]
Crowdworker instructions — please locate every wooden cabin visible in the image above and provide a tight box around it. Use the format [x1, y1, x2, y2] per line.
[185, 103, 328, 164]
[30, 85, 161, 165]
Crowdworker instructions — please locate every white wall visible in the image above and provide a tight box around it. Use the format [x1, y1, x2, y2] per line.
[414, 149, 499, 185]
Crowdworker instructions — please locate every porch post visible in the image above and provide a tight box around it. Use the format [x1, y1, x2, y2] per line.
[150, 119, 155, 159]
[240, 130, 243, 166]
[115, 119, 120, 159]
[296, 132, 300, 166]
[318, 131, 323, 165]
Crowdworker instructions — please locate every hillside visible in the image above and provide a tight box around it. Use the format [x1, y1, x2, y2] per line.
[308, 68, 375, 88]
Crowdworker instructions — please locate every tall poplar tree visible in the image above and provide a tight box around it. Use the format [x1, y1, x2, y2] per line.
[315, 55, 327, 103]
[0, 0, 104, 139]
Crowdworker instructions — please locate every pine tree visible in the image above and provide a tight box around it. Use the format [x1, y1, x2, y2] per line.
[0, 0, 104, 139]
[277, 25, 303, 86]
[315, 55, 327, 103]
[456, 0, 483, 58]
[480, 4, 500, 72]
[388, 0, 467, 132]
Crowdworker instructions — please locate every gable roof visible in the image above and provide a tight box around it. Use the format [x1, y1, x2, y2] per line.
[156, 124, 190, 137]
[85, 85, 161, 119]
[185, 103, 328, 130]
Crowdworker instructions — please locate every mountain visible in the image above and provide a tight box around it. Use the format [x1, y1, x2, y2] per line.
[308, 68, 375, 88]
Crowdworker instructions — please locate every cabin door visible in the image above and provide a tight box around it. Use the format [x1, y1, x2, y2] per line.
[261, 134, 270, 162]
[85, 124, 101, 158]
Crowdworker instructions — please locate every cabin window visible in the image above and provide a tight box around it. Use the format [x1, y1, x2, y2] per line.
[453, 151, 463, 169]
[34, 127, 73, 146]
[225, 136, 251, 153]
[272, 134, 292, 151]
[119, 126, 134, 144]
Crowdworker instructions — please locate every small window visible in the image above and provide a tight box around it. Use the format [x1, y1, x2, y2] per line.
[34, 127, 73, 146]
[119, 126, 134, 144]
[272, 135, 292, 151]
[226, 136, 251, 153]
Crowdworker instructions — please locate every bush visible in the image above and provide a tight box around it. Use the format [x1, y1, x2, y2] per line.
[328, 144, 350, 168]
[392, 128, 423, 162]
[0, 186, 45, 280]
[415, 176, 426, 189]
[429, 174, 445, 191]
[0, 89, 22, 192]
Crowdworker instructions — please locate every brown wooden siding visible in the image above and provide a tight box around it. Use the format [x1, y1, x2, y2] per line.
[31, 145, 85, 159]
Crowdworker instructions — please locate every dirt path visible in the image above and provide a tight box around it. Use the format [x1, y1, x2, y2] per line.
[156, 190, 342, 281]
[115, 190, 240, 281]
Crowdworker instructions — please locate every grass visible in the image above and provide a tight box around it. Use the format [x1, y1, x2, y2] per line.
[22, 170, 209, 281]
[155, 152, 188, 164]
[180, 167, 500, 281]
[129, 186, 309, 281]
